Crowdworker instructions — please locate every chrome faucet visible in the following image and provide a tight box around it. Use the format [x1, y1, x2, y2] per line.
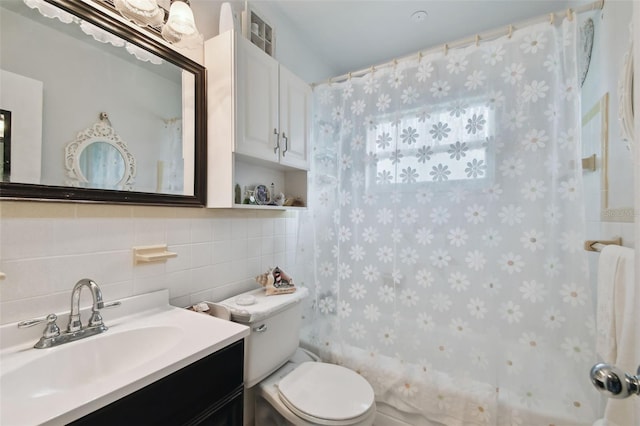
[18, 278, 120, 349]
[67, 278, 105, 332]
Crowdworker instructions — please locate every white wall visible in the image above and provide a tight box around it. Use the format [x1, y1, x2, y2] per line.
[0, 202, 300, 325]
[190, 0, 334, 83]
[580, 1, 636, 295]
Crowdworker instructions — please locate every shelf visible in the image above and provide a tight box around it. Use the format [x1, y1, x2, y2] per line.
[232, 204, 306, 211]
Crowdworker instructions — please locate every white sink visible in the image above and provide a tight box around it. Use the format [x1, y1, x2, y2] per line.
[0, 290, 249, 426]
[2, 326, 182, 400]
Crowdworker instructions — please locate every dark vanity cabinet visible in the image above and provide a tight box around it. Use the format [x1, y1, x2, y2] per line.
[69, 340, 244, 426]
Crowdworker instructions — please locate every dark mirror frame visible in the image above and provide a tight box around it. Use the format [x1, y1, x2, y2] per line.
[0, 0, 207, 207]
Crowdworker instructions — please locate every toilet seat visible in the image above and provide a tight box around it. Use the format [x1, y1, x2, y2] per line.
[277, 362, 375, 425]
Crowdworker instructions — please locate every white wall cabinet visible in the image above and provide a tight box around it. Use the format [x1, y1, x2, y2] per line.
[205, 31, 310, 209]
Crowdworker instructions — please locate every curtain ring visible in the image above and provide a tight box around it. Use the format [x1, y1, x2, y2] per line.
[549, 13, 554, 25]
[417, 51, 423, 63]
[566, 8, 573, 21]
[475, 34, 480, 47]
[370, 65, 375, 75]
[348, 72, 352, 81]
[393, 59, 398, 69]
[328, 77, 333, 86]
[443, 43, 449, 55]
[507, 24, 513, 39]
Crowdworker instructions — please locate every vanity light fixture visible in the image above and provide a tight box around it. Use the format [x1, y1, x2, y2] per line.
[113, 0, 164, 27]
[161, 0, 202, 47]
[111, 0, 202, 47]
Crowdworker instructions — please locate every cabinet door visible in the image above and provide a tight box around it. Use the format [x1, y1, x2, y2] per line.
[236, 37, 279, 162]
[278, 66, 311, 170]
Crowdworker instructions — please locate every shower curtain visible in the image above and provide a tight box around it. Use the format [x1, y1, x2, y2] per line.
[297, 15, 600, 426]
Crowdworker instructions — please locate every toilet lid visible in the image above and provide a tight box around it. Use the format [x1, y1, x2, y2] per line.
[277, 362, 374, 423]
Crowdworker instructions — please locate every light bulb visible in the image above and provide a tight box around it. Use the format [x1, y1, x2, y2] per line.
[114, 0, 163, 27]
[161, 0, 201, 47]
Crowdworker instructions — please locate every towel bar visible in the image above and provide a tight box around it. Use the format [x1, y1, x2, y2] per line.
[583, 237, 623, 252]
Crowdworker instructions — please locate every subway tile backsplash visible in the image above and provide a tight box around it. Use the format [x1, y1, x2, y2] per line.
[0, 202, 299, 325]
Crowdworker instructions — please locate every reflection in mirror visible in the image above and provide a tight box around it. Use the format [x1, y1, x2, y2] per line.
[0, 109, 11, 182]
[65, 113, 136, 191]
[80, 142, 126, 188]
[0, 0, 206, 206]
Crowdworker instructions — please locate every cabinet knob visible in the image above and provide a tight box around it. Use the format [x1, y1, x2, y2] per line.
[273, 128, 280, 154]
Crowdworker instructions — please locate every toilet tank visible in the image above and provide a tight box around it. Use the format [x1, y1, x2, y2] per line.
[219, 287, 309, 388]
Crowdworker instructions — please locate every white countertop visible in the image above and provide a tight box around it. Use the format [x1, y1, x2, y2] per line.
[0, 289, 249, 425]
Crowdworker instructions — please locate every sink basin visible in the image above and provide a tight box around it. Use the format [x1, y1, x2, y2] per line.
[2, 326, 182, 400]
[0, 289, 250, 426]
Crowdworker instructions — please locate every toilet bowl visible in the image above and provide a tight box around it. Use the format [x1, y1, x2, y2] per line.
[218, 288, 376, 426]
[256, 349, 376, 426]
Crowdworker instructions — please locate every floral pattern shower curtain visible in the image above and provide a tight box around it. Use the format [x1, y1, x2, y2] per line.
[298, 16, 600, 425]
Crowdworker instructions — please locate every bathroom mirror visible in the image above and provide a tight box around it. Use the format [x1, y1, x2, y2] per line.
[0, 0, 206, 206]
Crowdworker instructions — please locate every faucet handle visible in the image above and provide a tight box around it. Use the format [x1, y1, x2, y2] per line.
[89, 301, 121, 327]
[102, 301, 122, 309]
[18, 314, 61, 339]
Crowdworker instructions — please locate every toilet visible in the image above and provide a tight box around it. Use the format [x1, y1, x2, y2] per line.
[218, 287, 376, 426]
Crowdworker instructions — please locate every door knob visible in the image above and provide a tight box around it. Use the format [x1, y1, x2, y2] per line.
[590, 363, 640, 399]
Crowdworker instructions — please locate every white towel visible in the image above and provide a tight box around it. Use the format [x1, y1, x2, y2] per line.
[596, 245, 638, 426]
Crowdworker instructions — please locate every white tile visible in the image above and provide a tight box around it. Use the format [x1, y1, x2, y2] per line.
[191, 242, 213, 268]
[210, 262, 234, 287]
[165, 270, 192, 299]
[274, 235, 286, 254]
[246, 257, 262, 278]
[100, 280, 134, 302]
[0, 258, 55, 300]
[1, 218, 55, 260]
[211, 218, 231, 241]
[247, 238, 261, 258]
[170, 294, 191, 308]
[286, 215, 299, 236]
[53, 251, 133, 292]
[134, 218, 167, 245]
[53, 218, 101, 256]
[0, 291, 70, 325]
[261, 218, 274, 236]
[274, 218, 286, 235]
[95, 218, 135, 252]
[165, 244, 191, 273]
[212, 240, 233, 264]
[261, 236, 274, 255]
[166, 219, 191, 245]
[191, 219, 213, 243]
[132, 273, 169, 296]
[190, 289, 214, 305]
[210, 281, 257, 302]
[190, 265, 217, 293]
[246, 218, 262, 238]
[272, 252, 286, 268]
[231, 239, 248, 260]
[260, 254, 275, 272]
[230, 259, 248, 282]
[132, 259, 166, 279]
[231, 217, 248, 240]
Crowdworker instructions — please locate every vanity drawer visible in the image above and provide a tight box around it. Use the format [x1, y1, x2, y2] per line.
[69, 339, 244, 426]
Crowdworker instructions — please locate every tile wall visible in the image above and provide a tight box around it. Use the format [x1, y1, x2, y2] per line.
[0, 201, 300, 325]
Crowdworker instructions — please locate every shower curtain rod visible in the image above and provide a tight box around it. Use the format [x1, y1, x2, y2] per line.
[314, 0, 604, 87]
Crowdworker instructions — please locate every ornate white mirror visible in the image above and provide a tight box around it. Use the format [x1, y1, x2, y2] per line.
[65, 113, 136, 191]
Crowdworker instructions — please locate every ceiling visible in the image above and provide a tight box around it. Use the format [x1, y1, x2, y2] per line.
[262, 0, 591, 77]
